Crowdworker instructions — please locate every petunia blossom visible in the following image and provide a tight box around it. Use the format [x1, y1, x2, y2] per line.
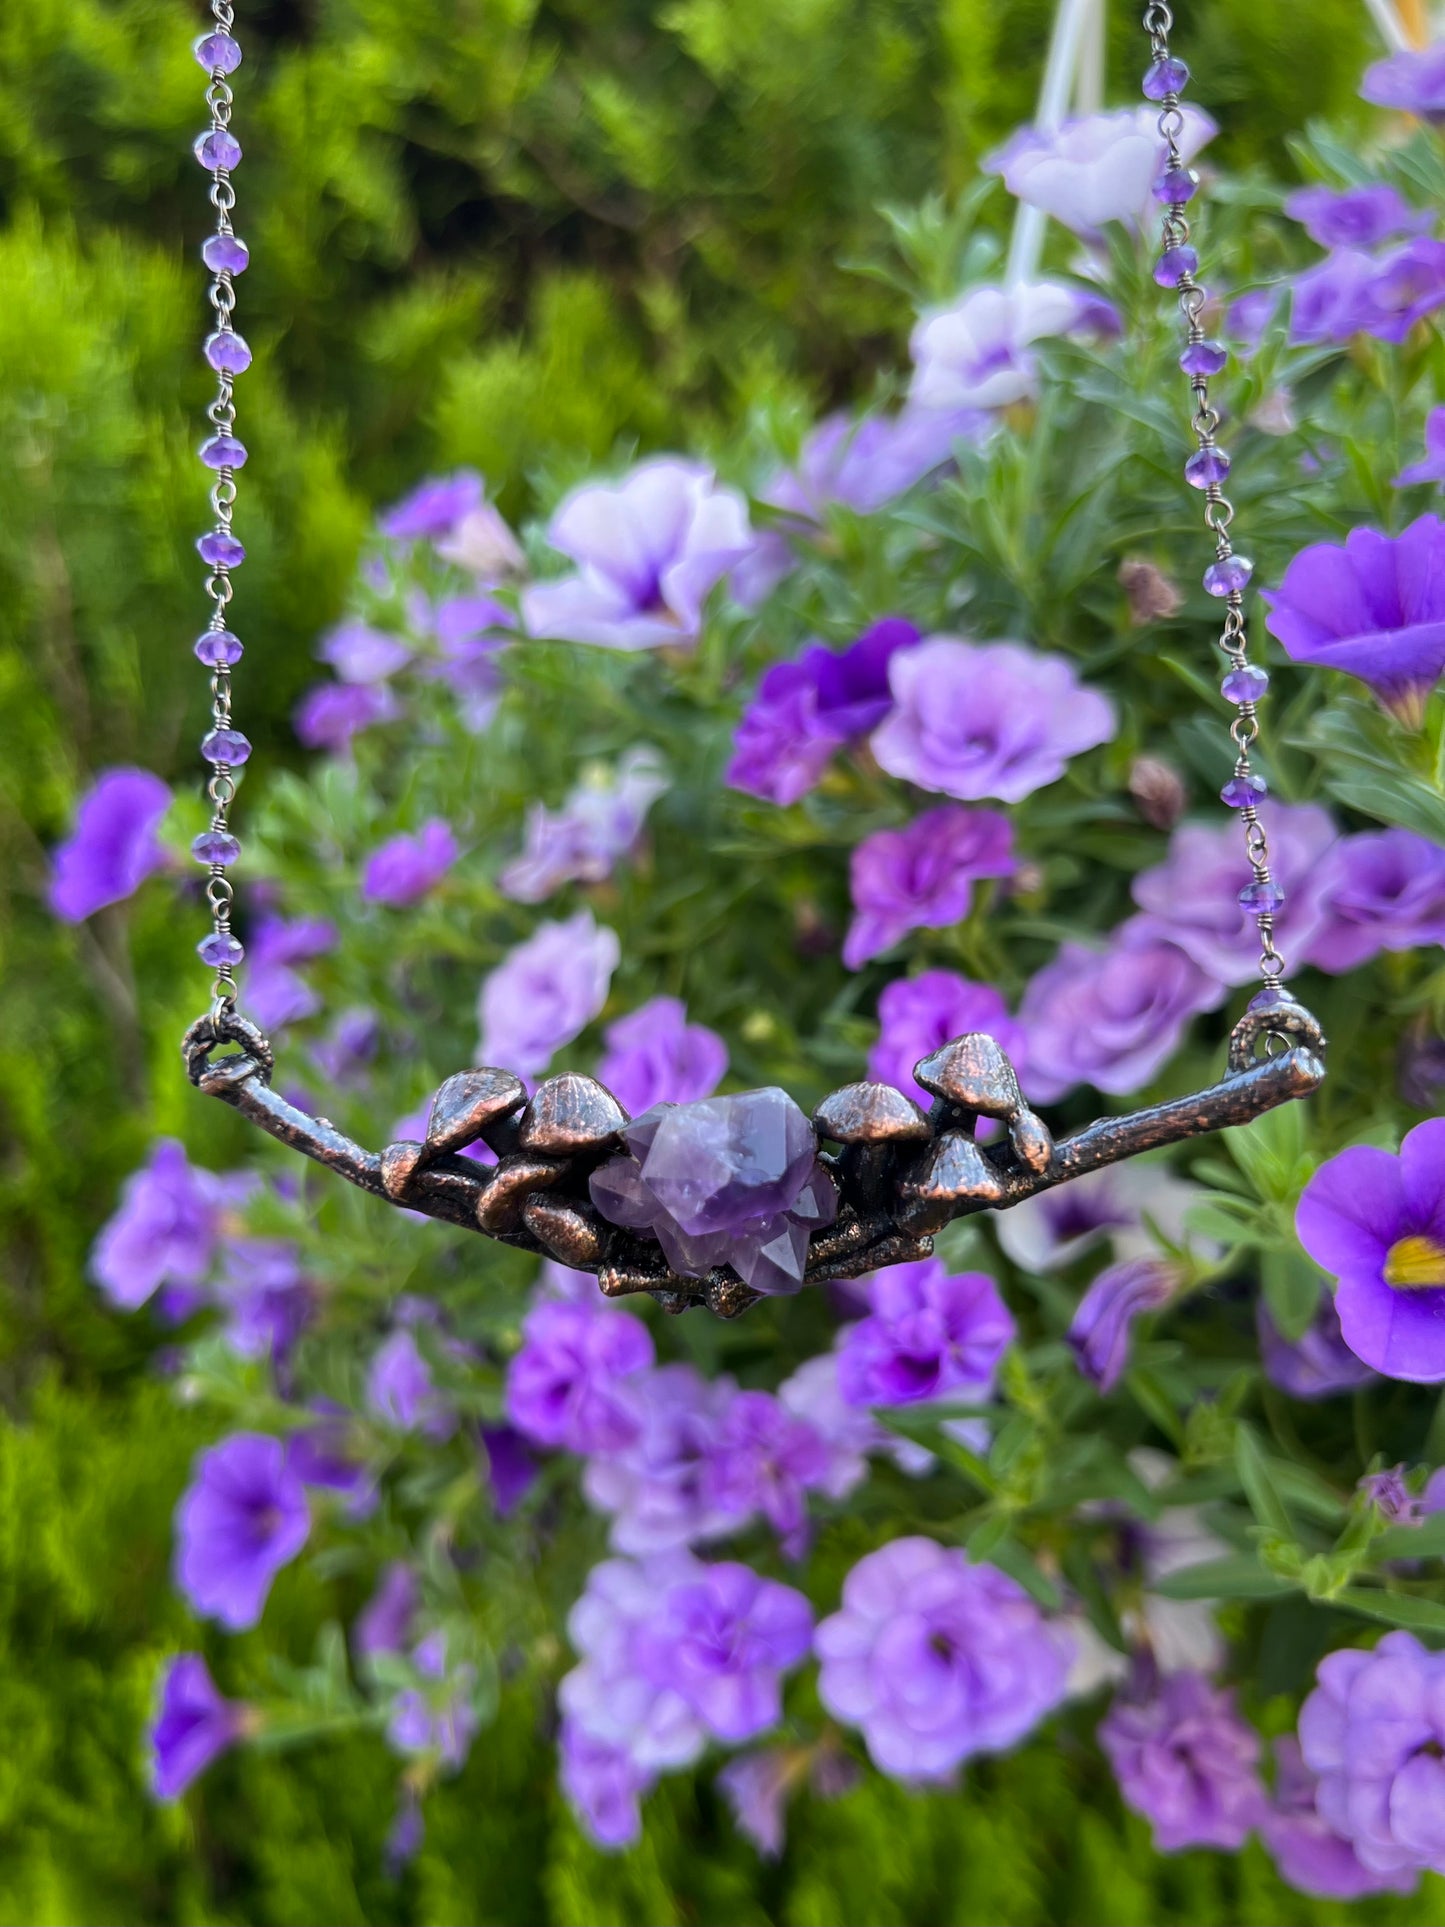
[378, 469, 485, 543]
[499, 749, 668, 902]
[844, 805, 1015, 969]
[174, 1432, 311, 1630]
[150, 1655, 250, 1800]
[1361, 42, 1445, 122]
[1308, 828, 1445, 971]
[504, 1300, 654, 1456]
[909, 282, 1117, 413]
[1068, 1257, 1179, 1394]
[837, 1259, 1015, 1408]
[1262, 1735, 1419, 1901]
[316, 619, 410, 684]
[90, 1138, 237, 1312]
[1397, 407, 1445, 487]
[293, 680, 399, 754]
[362, 818, 459, 907]
[595, 995, 727, 1116]
[476, 909, 620, 1082]
[48, 767, 171, 922]
[763, 410, 985, 523]
[1284, 183, 1427, 251]
[984, 106, 1216, 235]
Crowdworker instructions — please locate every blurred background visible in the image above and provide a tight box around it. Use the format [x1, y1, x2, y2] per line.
[0, 2, 1414, 1920]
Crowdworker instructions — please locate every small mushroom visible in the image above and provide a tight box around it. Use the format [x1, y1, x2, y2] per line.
[379, 1140, 425, 1202]
[813, 1080, 931, 1212]
[1008, 1108, 1054, 1175]
[523, 1196, 607, 1268]
[705, 1272, 762, 1319]
[913, 1033, 1023, 1119]
[475, 1153, 568, 1234]
[897, 1131, 1009, 1235]
[598, 1256, 682, 1299]
[517, 1073, 627, 1158]
[424, 1067, 526, 1160]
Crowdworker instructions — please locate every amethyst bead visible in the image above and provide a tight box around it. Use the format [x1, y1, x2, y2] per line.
[1221, 663, 1269, 704]
[1142, 55, 1189, 100]
[193, 31, 242, 74]
[201, 728, 252, 766]
[1153, 167, 1198, 206]
[195, 629, 243, 668]
[192, 830, 242, 866]
[199, 435, 247, 471]
[1247, 984, 1288, 1011]
[204, 332, 252, 375]
[1180, 338, 1228, 377]
[1221, 773, 1268, 808]
[197, 530, 246, 568]
[1203, 555, 1253, 597]
[1239, 879, 1286, 914]
[194, 129, 242, 172]
[198, 931, 244, 967]
[1185, 446, 1230, 489]
[1154, 245, 1199, 289]
[202, 233, 250, 276]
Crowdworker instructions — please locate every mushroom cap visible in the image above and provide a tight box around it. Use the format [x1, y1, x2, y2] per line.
[426, 1067, 526, 1158]
[518, 1073, 627, 1155]
[913, 1033, 1023, 1117]
[1008, 1108, 1054, 1175]
[813, 1081, 932, 1145]
[901, 1131, 1009, 1209]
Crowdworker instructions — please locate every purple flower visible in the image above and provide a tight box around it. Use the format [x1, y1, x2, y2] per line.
[1295, 1117, 1445, 1382]
[764, 413, 983, 522]
[378, 469, 485, 542]
[504, 1300, 654, 1455]
[367, 1328, 456, 1437]
[317, 619, 410, 684]
[992, 1163, 1202, 1273]
[215, 1235, 311, 1361]
[1361, 43, 1445, 122]
[1099, 1672, 1265, 1853]
[1263, 1735, 1418, 1900]
[48, 767, 171, 922]
[702, 1390, 834, 1558]
[1398, 407, 1445, 487]
[174, 1432, 310, 1630]
[716, 1749, 796, 1858]
[844, 805, 1015, 969]
[1358, 1464, 1421, 1524]
[362, 818, 459, 907]
[868, 971, 1024, 1108]
[244, 914, 337, 1033]
[582, 1362, 738, 1553]
[425, 593, 513, 732]
[150, 1655, 248, 1799]
[480, 1424, 538, 1515]
[909, 282, 1118, 411]
[837, 1260, 1015, 1408]
[1018, 919, 1224, 1104]
[354, 1562, 419, 1660]
[658, 1558, 814, 1742]
[1284, 183, 1427, 250]
[386, 1631, 478, 1769]
[1289, 248, 1382, 345]
[522, 458, 754, 651]
[384, 1794, 425, 1876]
[1363, 239, 1445, 342]
[815, 1537, 1073, 1780]
[310, 1006, 381, 1085]
[984, 107, 1216, 235]
[1130, 804, 1344, 986]
[871, 637, 1115, 803]
[776, 1354, 876, 1500]
[498, 749, 668, 902]
[90, 1139, 232, 1311]
[1068, 1257, 1178, 1394]
[286, 1407, 374, 1513]
[435, 498, 524, 576]
[559, 1720, 647, 1848]
[293, 680, 399, 753]
[1299, 1630, 1445, 1877]
[476, 909, 620, 1081]
[1309, 829, 1445, 970]
[1257, 1292, 1377, 1400]
[596, 996, 727, 1115]
[1263, 517, 1445, 725]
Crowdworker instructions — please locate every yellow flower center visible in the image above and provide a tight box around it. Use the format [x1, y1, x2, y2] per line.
[1383, 1235, 1445, 1291]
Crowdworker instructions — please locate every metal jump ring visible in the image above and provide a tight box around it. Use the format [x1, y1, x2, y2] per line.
[1227, 998, 1326, 1074]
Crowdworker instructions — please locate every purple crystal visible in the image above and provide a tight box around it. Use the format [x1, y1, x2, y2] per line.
[631, 1089, 816, 1236]
[198, 530, 245, 568]
[1180, 338, 1228, 377]
[193, 31, 242, 74]
[201, 728, 252, 766]
[1153, 166, 1198, 206]
[198, 931, 244, 967]
[199, 435, 247, 471]
[204, 331, 252, 375]
[192, 830, 242, 867]
[195, 629, 243, 668]
[1154, 245, 1199, 289]
[1221, 773, 1267, 808]
[1184, 446, 1230, 489]
[1142, 55, 1189, 100]
[1221, 663, 1269, 704]
[194, 129, 242, 171]
[202, 233, 250, 276]
[1247, 984, 1288, 1011]
[1203, 554, 1253, 597]
[1238, 879, 1285, 914]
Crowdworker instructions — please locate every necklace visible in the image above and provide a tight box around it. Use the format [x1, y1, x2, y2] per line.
[180, 1, 1326, 1320]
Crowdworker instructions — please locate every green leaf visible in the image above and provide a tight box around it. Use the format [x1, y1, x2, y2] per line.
[983, 1534, 1063, 1611]
[1334, 1588, 1445, 1636]
[1151, 1555, 1297, 1601]
[1235, 1424, 1298, 1540]
[1124, 1367, 1186, 1448]
[1299, 706, 1445, 843]
[1373, 1513, 1445, 1562]
[1261, 1247, 1329, 1344]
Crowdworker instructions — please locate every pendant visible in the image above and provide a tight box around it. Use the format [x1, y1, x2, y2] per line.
[184, 1002, 1325, 1318]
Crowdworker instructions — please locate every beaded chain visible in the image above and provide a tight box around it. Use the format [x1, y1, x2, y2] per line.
[1142, 3, 1288, 1010]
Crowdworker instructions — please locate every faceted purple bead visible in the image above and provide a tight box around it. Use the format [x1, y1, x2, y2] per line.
[1153, 166, 1198, 206]
[1247, 984, 1288, 1012]
[1221, 662, 1269, 704]
[1239, 879, 1286, 914]
[204, 331, 252, 375]
[202, 232, 250, 276]
[1203, 554, 1253, 597]
[194, 629, 243, 667]
[1221, 773, 1267, 808]
[201, 727, 252, 766]
[198, 931, 244, 968]
[1142, 55, 1189, 100]
[193, 30, 242, 74]
[631, 1087, 816, 1236]
[199, 434, 248, 471]
[1180, 338, 1228, 377]
[1185, 446, 1230, 489]
[198, 530, 245, 568]
[1154, 245, 1199, 289]
[192, 830, 242, 866]
[194, 129, 242, 171]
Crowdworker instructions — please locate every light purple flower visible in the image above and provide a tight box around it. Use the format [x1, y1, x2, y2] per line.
[317, 619, 411, 684]
[868, 971, 1024, 1108]
[776, 1353, 876, 1500]
[378, 469, 485, 542]
[596, 996, 727, 1116]
[1399, 408, 1445, 487]
[310, 1006, 381, 1085]
[1361, 43, 1445, 122]
[481, 1424, 538, 1515]
[425, 593, 513, 732]
[1263, 516, 1445, 725]
[1019, 919, 1224, 1104]
[559, 1720, 648, 1848]
[362, 818, 459, 907]
[1284, 183, 1427, 250]
[90, 1139, 233, 1311]
[244, 914, 337, 1034]
[150, 1655, 249, 1799]
[837, 1260, 1015, 1408]
[174, 1432, 310, 1630]
[702, 1390, 834, 1558]
[385, 1793, 425, 1875]
[815, 1537, 1073, 1780]
[504, 1300, 654, 1455]
[1099, 1671, 1265, 1853]
[844, 805, 1015, 969]
[214, 1235, 311, 1361]
[1289, 248, 1382, 345]
[499, 749, 668, 902]
[992, 1163, 1202, 1274]
[1068, 1257, 1179, 1394]
[477, 909, 620, 1081]
[293, 680, 399, 753]
[582, 1362, 738, 1553]
[1130, 803, 1344, 986]
[386, 1630, 478, 1769]
[1309, 828, 1445, 970]
[716, 1749, 795, 1858]
[354, 1562, 419, 1660]
[522, 458, 754, 651]
[984, 107, 1216, 235]
[909, 283, 1118, 412]
[48, 767, 171, 922]
[1257, 1292, 1377, 1401]
[1362, 238, 1445, 341]
[1295, 1116, 1445, 1382]
[1299, 1630, 1445, 1877]
[764, 411, 984, 522]
[560, 1554, 709, 1778]
[435, 498, 524, 576]
[659, 1558, 814, 1742]
[367, 1328, 456, 1437]
[1263, 1735, 1419, 1900]
[871, 637, 1115, 803]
